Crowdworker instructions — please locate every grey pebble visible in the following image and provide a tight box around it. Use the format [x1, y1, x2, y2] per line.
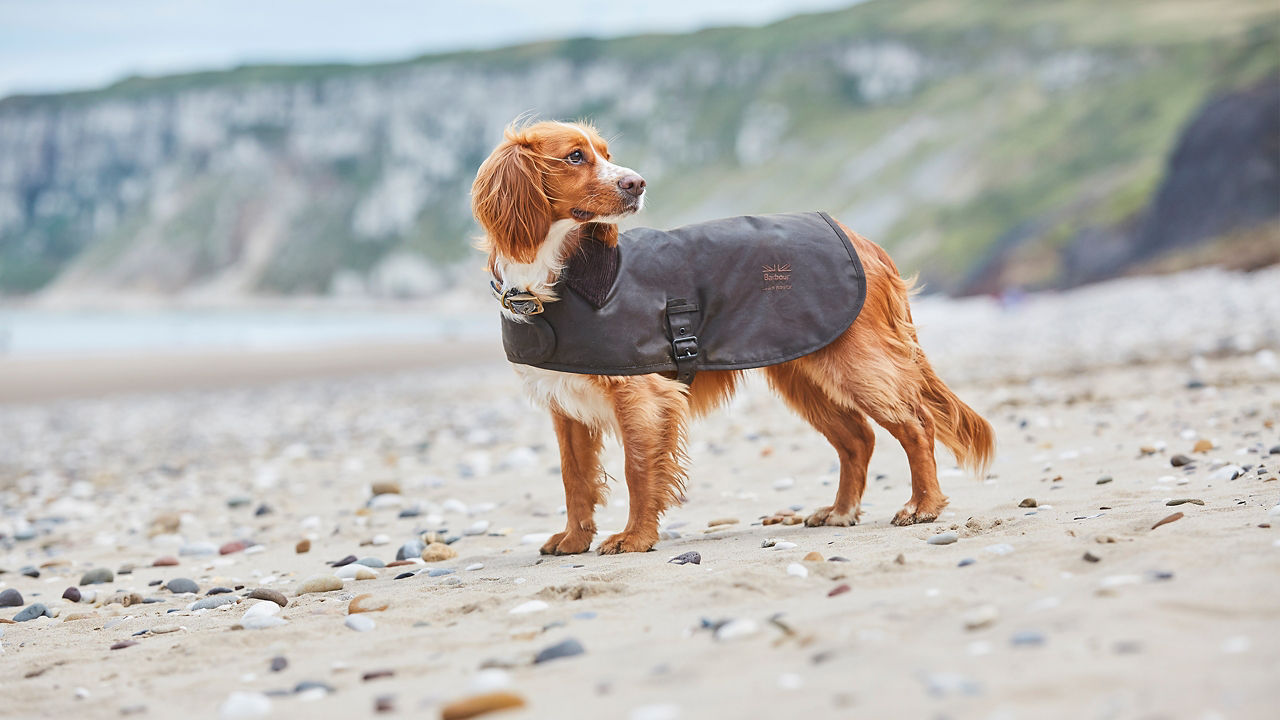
[294, 681, 333, 695]
[396, 541, 425, 561]
[345, 615, 376, 632]
[393, 572, 415, 580]
[165, 578, 199, 594]
[80, 568, 114, 585]
[1011, 630, 1046, 647]
[398, 508, 421, 518]
[254, 504, 272, 516]
[355, 557, 386, 568]
[668, 551, 701, 565]
[1166, 498, 1204, 506]
[534, 638, 586, 664]
[0, 588, 22, 607]
[62, 587, 81, 602]
[270, 656, 288, 672]
[927, 531, 959, 545]
[426, 568, 454, 577]
[1269, 445, 1280, 455]
[14, 603, 51, 622]
[958, 558, 976, 567]
[1096, 476, 1113, 485]
[1170, 454, 1193, 467]
[19, 566, 39, 578]
[206, 587, 233, 595]
[191, 595, 236, 611]
[227, 495, 252, 508]
[178, 542, 217, 557]
[573, 611, 597, 620]
[331, 555, 357, 567]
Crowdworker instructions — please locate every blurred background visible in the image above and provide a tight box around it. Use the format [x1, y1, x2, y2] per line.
[0, 0, 1276, 359]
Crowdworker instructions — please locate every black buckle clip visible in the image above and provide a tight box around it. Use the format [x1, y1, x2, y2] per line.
[673, 335, 699, 359]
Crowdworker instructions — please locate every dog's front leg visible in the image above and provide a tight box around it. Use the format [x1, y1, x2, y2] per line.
[597, 375, 690, 554]
[540, 410, 606, 555]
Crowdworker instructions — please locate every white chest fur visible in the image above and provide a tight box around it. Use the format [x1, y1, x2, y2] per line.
[513, 364, 617, 434]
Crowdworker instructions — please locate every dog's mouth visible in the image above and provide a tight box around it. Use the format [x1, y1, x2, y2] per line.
[571, 208, 596, 222]
[571, 200, 641, 223]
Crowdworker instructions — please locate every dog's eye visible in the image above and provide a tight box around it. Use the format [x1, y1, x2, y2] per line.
[566, 150, 585, 165]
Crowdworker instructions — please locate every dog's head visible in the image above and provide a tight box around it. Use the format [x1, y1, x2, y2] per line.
[472, 121, 645, 267]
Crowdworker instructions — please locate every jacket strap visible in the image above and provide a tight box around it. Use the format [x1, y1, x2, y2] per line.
[665, 299, 700, 385]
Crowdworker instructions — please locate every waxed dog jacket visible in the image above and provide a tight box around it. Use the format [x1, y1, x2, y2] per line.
[500, 212, 866, 382]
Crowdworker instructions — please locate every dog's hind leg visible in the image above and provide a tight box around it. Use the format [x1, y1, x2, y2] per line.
[597, 375, 690, 554]
[873, 405, 947, 525]
[541, 410, 606, 555]
[765, 363, 874, 526]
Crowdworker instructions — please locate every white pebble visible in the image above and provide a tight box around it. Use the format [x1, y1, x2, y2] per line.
[510, 600, 548, 615]
[219, 691, 271, 718]
[464, 520, 491, 536]
[772, 541, 798, 551]
[1208, 465, 1243, 482]
[470, 668, 512, 691]
[786, 563, 808, 578]
[345, 615, 376, 632]
[74, 687, 90, 700]
[984, 543, 1015, 556]
[242, 602, 280, 620]
[465, 563, 484, 571]
[713, 619, 759, 641]
[777, 673, 803, 690]
[442, 498, 468, 514]
[335, 564, 376, 581]
[370, 534, 390, 546]
[521, 533, 553, 545]
[243, 615, 287, 630]
[772, 477, 795, 490]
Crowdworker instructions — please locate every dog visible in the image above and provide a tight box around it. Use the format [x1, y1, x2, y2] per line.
[471, 120, 994, 555]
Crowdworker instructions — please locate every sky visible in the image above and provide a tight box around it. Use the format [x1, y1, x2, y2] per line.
[0, 0, 861, 98]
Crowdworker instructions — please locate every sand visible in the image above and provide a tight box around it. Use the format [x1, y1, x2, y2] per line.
[2, 266, 1279, 719]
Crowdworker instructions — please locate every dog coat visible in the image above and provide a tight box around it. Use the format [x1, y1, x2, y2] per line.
[500, 211, 867, 382]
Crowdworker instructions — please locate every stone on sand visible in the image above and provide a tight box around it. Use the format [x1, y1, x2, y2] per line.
[297, 574, 343, 594]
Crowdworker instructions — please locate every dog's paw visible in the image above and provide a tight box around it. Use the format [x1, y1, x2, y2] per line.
[539, 530, 594, 556]
[597, 530, 658, 555]
[891, 498, 946, 526]
[804, 505, 860, 527]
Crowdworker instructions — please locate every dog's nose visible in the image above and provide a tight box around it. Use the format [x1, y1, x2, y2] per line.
[618, 173, 646, 197]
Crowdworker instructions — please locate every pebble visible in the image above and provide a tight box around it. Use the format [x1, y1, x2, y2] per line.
[927, 531, 958, 545]
[165, 578, 199, 594]
[828, 584, 851, 597]
[62, 587, 81, 602]
[466, 563, 485, 571]
[464, 521, 491, 536]
[1193, 439, 1214, 453]
[80, 568, 114, 585]
[110, 640, 138, 650]
[152, 556, 179, 567]
[207, 587, 234, 595]
[1011, 630, 1046, 647]
[348, 594, 390, 614]
[802, 551, 823, 562]
[19, 566, 39, 578]
[335, 564, 377, 581]
[393, 572, 415, 580]
[219, 541, 247, 555]
[772, 477, 795, 490]
[270, 656, 288, 672]
[984, 543, 1015, 556]
[242, 601, 281, 621]
[179, 542, 218, 557]
[772, 541, 797, 551]
[510, 600, 548, 615]
[668, 552, 701, 565]
[958, 558, 976, 567]
[248, 588, 288, 607]
[14, 603, 51, 622]
[355, 557, 386, 568]
[713, 619, 759, 641]
[219, 691, 272, 718]
[1018, 498, 1037, 508]
[440, 692, 526, 720]
[1208, 465, 1243, 482]
[707, 518, 738, 527]
[297, 574, 344, 594]
[345, 615, 376, 632]
[1083, 552, 1102, 563]
[534, 638, 585, 663]
[0, 589, 22, 607]
[396, 540, 425, 561]
[295, 539, 311, 554]
[1096, 476, 1113, 485]
[963, 605, 999, 630]
[421, 543, 458, 562]
[1151, 512, 1184, 530]
[427, 568, 455, 577]
[190, 596, 236, 611]
[151, 624, 180, 634]
[1169, 454, 1192, 467]
[331, 555, 357, 567]
[1166, 498, 1204, 506]
[371, 480, 401, 496]
[786, 563, 808, 578]
[375, 695, 395, 713]
[520, 533, 552, 546]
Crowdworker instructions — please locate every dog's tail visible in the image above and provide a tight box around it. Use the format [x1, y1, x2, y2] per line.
[919, 356, 994, 478]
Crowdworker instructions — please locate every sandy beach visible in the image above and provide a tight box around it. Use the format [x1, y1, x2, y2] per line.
[3, 266, 1279, 719]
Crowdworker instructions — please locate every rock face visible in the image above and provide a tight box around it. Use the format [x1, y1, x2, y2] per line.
[0, 4, 1273, 299]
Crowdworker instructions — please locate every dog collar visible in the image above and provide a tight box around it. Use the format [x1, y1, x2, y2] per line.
[490, 279, 545, 316]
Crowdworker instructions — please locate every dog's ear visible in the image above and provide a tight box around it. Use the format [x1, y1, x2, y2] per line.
[472, 140, 553, 264]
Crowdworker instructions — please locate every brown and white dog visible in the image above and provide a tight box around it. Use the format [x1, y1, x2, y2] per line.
[472, 120, 994, 555]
